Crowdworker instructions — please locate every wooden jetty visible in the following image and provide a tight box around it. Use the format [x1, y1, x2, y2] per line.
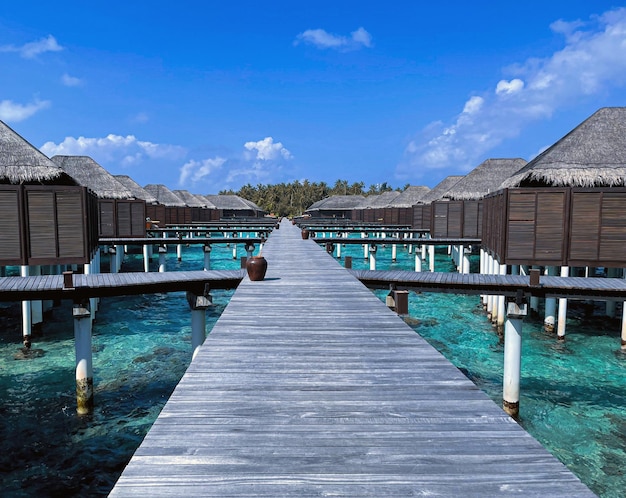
[109, 220, 593, 496]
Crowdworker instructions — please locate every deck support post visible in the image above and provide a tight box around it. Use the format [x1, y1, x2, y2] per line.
[392, 244, 397, 262]
[414, 251, 422, 272]
[115, 245, 123, 272]
[158, 245, 167, 273]
[502, 295, 527, 418]
[232, 244, 237, 260]
[177, 242, 183, 262]
[363, 242, 368, 260]
[187, 290, 212, 360]
[496, 263, 507, 334]
[605, 268, 620, 317]
[369, 245, 377, 271]
[530, 266, 540, 315]
[202, 244, 211, 271]
[30, 265, 43, 331]
[108, 246, 117, 274]
[143, 244, 150, 272]
[557, 266, 569, 340]
[544, 266, 557, 333]
[462, 246, 470, 274]
[487, 254, 495, 319]
[428, 244, 435, 272]
[83, 261, 96, 323]
[20, 265, 32, 348]
[73, 301, 93, 415]
[480, 249, 487, 308]
[336, 241, 342, 259]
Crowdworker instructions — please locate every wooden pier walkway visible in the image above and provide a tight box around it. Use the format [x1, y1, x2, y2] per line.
[109, 220, 593, 497]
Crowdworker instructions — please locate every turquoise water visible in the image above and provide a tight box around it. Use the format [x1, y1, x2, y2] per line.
[1, 237, 624, 496]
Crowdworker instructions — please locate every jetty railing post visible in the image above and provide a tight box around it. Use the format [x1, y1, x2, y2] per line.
[73, 301, 93, 415]
[158, 245, 167, 273]
[502, 294, 527, 418]
[187, 290, 212, 360]
[414, 250, 422, 272]
[203, 244, 212, 271]
[557, 266, 569, 340]
[20, 265, 32, 348]
[544, 266, 557, 332]
[369, 245, 377, 271]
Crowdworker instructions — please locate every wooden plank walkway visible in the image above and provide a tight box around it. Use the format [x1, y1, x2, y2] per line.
[109, 220, 593, 497]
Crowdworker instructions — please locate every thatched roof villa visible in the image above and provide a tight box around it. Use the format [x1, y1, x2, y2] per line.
[444, 158, 527, 201]
[305, 195, 366, 218]
[412, 176, 463, 230]
[204, 194, 266, 219]
[114, 175, 158, 204]
[144, 184, 189, 225]
[483, 107, 626, 268]
[173, 190, 219, 222]
[0, 121, 98, 266]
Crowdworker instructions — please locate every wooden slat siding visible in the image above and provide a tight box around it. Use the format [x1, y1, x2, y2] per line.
[109, 221, 593, 497]
[569, 191, 600, 262]
[431, 201, 448, 238]
[57, 189, 87, 260]
[447, 200, 463, 238]
[99, 200, 116, 237]
[26, 190, 57, 260]
[0, 186, 26, 265]
[599, 192, 626, 264]
[535, 190, 568, 263]
[462, 200, 480, 239]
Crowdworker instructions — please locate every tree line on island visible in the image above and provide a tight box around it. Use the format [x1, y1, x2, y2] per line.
[220, 179, 410, 218]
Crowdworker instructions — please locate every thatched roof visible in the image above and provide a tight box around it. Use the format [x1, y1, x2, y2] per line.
[444, 158, 527, 200]
[502, 107, 626, 188]
[388, 186, 431, 207]
[114, 175, 158, 203]
[51, 155, 132, 199]
[173, 189, 207, 208]
[307, 195, 366, 212]
[0, 120, 73, 184]
[144, 184, 187, 207]
[194, 194, 217, 209]
[420, 176, 464, 203]
[360, 191, 402, 208]
[205, 194, 264, 212]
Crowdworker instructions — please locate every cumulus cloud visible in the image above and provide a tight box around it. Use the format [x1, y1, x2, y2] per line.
[0, 35, 63, 59]
[0, 99, 50, 122]
[40, 134, 187, 166]
[179, 136, 294, 191]
[294, 27, 372, 50]
[244, 136, 292, 161]
[61, 73, 82, 87]
[397, 7, 626, 179]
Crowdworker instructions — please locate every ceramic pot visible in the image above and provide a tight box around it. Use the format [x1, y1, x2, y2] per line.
[246, 256, 267, 281]
[302, 229, 310, 239]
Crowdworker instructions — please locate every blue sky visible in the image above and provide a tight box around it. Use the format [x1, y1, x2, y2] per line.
[1, 1, 625, 193]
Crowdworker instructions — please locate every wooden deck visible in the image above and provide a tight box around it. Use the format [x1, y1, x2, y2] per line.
[109, 220, 593, 497]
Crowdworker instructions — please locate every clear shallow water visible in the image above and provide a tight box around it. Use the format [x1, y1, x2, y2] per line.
[1, 238, 624, 496]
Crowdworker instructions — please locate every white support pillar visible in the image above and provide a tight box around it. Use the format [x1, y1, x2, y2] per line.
[486, 253, 494, 317]
[177, 242, 183, 262]
[622, 269, 626, 351]
[143, 244, 150, 272]
[187, 291, 212, 360]
[606, 268, 619, 317]
[30, 265, 43, 330]
[529, 265, 540, 315]
[544, 266, 557, 333]
[203, 245, 212, 271]
[73, 302, 93, 415]
[115, 245, 123, 272]
[232, 243, 237, 260]
[363, 243, 369, 260]
[109, 246, 118, 274]
[392, 244, 397, 263]
[429, 244, 435, 272]
[502, 299, 526, 418]
[369, 245, 377, 271]
[158, 246, 167, 273]
[336, 242, 342, 259]
[462, 247, 470, 275]
[480, 248, 487, 307]
[496, 263, 507, 333]
[20, 265, 32, 348]
[557, 266, 569, 340]
[83, 261, 96, 323]
[414, 251, 422, 272]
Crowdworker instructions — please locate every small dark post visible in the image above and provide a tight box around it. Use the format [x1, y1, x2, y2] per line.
[241, 256, 247, 268]
[63, 271, 74, 290]
[529, 269, 540, 286]
[344, 256, 352, 269]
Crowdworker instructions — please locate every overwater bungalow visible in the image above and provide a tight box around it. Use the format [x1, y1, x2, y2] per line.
[204, 194, 266, 219]
[0, 122, 99, 268]
[431, 158, 527, 238]
[51, 155, 146, 238]
[485, 107, 626, 269]
[173, 189, 217, 222]
[375, 185, 430, 226]
[144, 184, 189, 225]
[357, 190, 402, 223]
[412, 175, 463, 231]
[305, 195, 366, 219]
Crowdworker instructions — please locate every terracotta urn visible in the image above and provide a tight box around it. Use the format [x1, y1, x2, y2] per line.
[246, 256, 268, 281]
[302, 229, 310, 239]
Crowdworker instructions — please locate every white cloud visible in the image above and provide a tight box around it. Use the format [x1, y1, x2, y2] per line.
[495, 78, 524, 95]
[0, 99, 50, 122]
[398, 7, 626, 179]
[61, 73, 82, 87]
[244, 137, 292, 161]
[40, 134, 187, 166]
[294, 27, 373, 50]
[179, 157, 226, 185]
[0, 35, 63, 59]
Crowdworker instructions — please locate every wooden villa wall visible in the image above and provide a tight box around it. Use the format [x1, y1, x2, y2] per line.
[146, 204, 166, 227]
[431, 201, 463, 238]
[165, 206, 192, 225]
[99, 199, 146, 238]
[411, 204, 431, 230]
[191, 207, 219, 222]
[0, 185, 98, 266]
[482, 187, 626, 267]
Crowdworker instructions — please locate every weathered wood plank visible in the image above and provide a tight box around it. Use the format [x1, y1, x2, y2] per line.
[109, 220, 593, 497]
